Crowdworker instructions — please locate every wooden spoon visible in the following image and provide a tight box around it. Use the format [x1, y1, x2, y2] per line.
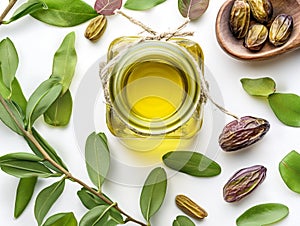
[216, 0, 300, 60]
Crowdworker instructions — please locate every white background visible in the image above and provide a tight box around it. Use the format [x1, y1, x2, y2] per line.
[0, 0, 300, 225]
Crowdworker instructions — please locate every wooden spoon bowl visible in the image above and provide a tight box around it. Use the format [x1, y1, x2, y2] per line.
[216, 0, 300, 60]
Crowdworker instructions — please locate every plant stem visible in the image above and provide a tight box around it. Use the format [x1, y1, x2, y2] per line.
[0, 0, 18, 24]
[0, 95, 147, 226]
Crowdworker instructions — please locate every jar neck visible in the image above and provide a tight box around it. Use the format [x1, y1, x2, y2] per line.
[109, 40, 201, 135]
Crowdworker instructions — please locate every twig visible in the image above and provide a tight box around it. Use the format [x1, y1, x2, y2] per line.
[0, 95, 147, 226]
[0, 0, 18, 24]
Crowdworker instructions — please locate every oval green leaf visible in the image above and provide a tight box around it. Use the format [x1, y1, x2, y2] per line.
[42, 212, 77, 226]
[268, 93, 300, 127]
[51, 32, 77, 94]
[77, 187, 111, 210]
[162, 151, 221, 177]
[178, 0, 209, 20]
[0, 152, 42, 163]
[30, 0, 98, 27]
[236, 203, 289, 226]
[94, 0, 122, 15]
[0, 99, 25, 135]
[79, 205, 123, 226]
[14, 177, 38, 218]
[173, 215, 195, 226]
[44, 89, 72, 127]
[0, 38, 18, 92]
[26, 77, 62, 128]
[3, 0, 47, 24]
[0, 160, 53, 178]
[140, 167, 167, 223]
[11, 78, 27, 113]
[279, 150, 300, 193]
[85, 132, 110, 189]
[34, 179, 66, 225]
[241, 77, 276, 97]
[124, 0, 166, 10]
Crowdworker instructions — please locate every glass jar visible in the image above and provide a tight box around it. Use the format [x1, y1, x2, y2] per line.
[101, 36, 205, 152]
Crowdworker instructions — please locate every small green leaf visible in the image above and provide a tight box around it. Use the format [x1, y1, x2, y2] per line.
[0, 99, 25, 135]
[77, 187, 111, 210]
[30, 0, 98, 27]
[241, 77, 276, 97]
[279, 150, 300, 194]
[35, 179, 66, 226]
[26, 77, 62, 128]
[268, 93, 300, 127]
[0, 38, 18, 92]
[85, 132, 110, 189]
[124, 0, 166, 10]
[140, 167, 167, 223]
[173, 215, 195, 226]
[178, 0, 209, 20]
[2, 0, 47, 24]
[0, 152, 43, 163]
[51, 32, 77, 94]
[11, 78, 27, 113]
[236, 203, 289, 226]
[162, 151, 221, 177]
[14, 177, 38, 218]
[44, 89, 72, 127]
[42, 212, 77, 226]
[0, 160, 53, 178]
[79, 205, 123, 226]
[25, 128, 68, 172]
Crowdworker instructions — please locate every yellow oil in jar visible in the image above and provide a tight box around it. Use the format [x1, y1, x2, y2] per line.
[104, 38, 205, 153]
[124, 61, 186, 121]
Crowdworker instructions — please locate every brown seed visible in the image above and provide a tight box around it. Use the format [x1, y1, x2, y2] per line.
[244, 24, 268, 51]
[269, 14, 293, 47]
[219, 116, 270, 152]
[84, 15, 107, 42]
[175, 194, 208, 220]
[247, 0, 273, 24]
[229, 0, 251, 39]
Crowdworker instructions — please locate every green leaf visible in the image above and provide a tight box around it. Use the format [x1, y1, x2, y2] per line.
[140, 167, 167, 223]
[14, 177, 38, 218]
[26, 77, 62, 128]
[268, 93, 300, 127]
[124, 0, 166, 10]
[42, 212, 77, 226]
[0, 152, 43, 163]
[25, 128, 68, 172]
[11, 78, 27, 113]
[85, 132, 110, 189]
[236, 203, 289, 226]
[77, 187, 112, 210]
[279, 150, 300, 194]
[79, 205, 123, 226]
[44, 89, 72, 126]
[173, 215, 195, 226]
[35, 179, 66, 226]
[2, 0, 48, 24]
[0, 38, 18, 92]
[178, 0, 209, 20]
[162, 151, 221, 177]
[51, 32, 77, 94]
[241, 77, 276, 97]
[0, 160, 53, 178]
[0, 99, 25, 135]
[30, 0, 98, 27]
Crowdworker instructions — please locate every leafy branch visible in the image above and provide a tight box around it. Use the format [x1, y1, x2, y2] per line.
[0, 0, 18, 24]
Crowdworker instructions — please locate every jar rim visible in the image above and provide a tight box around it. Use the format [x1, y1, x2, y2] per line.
[109, 40, 201, 135]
